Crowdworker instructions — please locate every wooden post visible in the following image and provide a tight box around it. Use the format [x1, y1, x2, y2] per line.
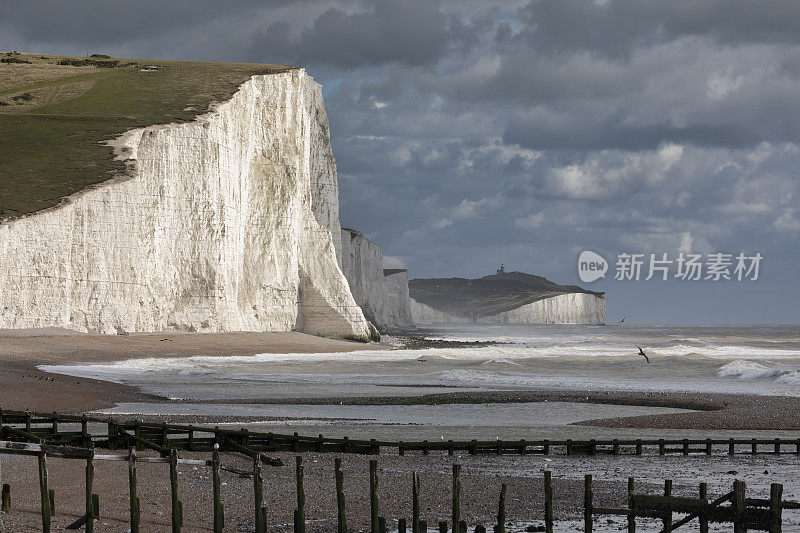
[663, 479, 672, 531]
[335, 458, 347, 533]
[38, 449, 50, 533]
[212, 445, 223, 533]
[774, 438, 781, 455]
[370, 459, 379, 533]
[733, 480, 746, 533]
[92, 494, 99, 518]
[497, 483, 506, 533]
[612, 439, 619, 455]
[398, 518, 407, 533]
[413, 472, 420, 533]
[1, 483, 10, 513]
[635, 439, 642, 455]
[769, 483, 782, 533]
[544, 471, 553, 533]
[254, 457, 264, 533]
[706, 439, 713, 455]
[699, 482, 708, 533]
[627, 477, 635, 533]
[81, 415, 89, 447]
[48, 489, 54, 516]
[584, 475, 592, 533]
[475, 526, 486, 533]
[439, 520, 448, 532]
[729, 438, 735, 455]
[452, 464, 461, 533]
[85, 445, 94, 533]
[379, 516, 387, 533]
[658, 439, 665, 455]
[419, 520, 427, 532]
[129, 448, 140, 533]
[682, 439, 689, 455]
[751, 439, 757, 455]
[170, 448, 182, 532]
[296, 455, 306, 533]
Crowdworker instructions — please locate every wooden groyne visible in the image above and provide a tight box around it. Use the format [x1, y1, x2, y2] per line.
[0, 441, 796, 532]
[1, 409, 799, 459]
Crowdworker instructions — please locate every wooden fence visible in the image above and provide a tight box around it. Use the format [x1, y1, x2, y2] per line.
[0, 440, 796, 533]
[2, 409, 799, 459]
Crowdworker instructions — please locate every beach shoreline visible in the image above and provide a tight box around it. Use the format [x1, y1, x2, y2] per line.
[0, 329, 389, 413]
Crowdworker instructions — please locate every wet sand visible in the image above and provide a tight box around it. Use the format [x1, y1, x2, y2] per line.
[0, 328, 388, 413]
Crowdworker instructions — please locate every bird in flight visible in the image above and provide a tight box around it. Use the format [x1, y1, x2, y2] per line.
[636, 346, 650, 363]
[618, 317, 626, 324]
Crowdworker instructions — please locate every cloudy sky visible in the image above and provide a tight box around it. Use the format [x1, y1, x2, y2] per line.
[3, 0, 799, 324]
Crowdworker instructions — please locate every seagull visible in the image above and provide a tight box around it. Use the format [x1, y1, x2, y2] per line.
[618, 317, 626, 324]
[636, 346, 650, 363]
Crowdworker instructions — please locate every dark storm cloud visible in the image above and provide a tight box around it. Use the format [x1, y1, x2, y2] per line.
[250, 0, 455, 68]
[517, 0, 800, 59]
[0, 0, 293, 44]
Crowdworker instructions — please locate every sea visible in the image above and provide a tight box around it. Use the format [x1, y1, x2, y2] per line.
[40, 324, 800, 440]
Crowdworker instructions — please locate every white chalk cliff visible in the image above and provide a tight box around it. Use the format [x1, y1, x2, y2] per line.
[0, 69, 371, 338]
[410, 293, 605, 325]
[340, 228, 413, 329]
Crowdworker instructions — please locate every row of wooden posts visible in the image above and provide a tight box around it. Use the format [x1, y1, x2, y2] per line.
[4, 408, 800, 458]
[1, 439, 796, 533]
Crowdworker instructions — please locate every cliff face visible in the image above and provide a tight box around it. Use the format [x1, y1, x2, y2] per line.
[382, 269, 414, 328]
[0, 69, 370, 338]
[340, 228, 413, 330]
[482, 293, 605, 324]
[410, 293, 606, 325]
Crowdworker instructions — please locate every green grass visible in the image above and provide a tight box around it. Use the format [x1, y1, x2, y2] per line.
[0, 52, 293, 219]
[409, 271, 605, 318]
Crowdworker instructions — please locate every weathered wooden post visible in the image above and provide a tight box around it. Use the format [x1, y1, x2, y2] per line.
[769, 482, 783, 533]
[635, 439, 642, 455]
[379, 516, 387, 533]
[212, 444, 224, 533]
[398, 518, 407, 533]
[1, 483, 10, 513]
[627, 477, 635, 533]
[370, 459, 379, 533]
[170, 448, 182, 532]
[254, 457, 264, 533]
[129, 447, 140, 533]
[475, 525, 486, 533]
[38, 448, 50, 533]
[452, 464, 461, 533]
[699, 482, 708, 533]
[48, 489, 54, 516]
[733, 480, 746, 533]
[439, 520, 448, 532]
[729, 438, 736, 455]
[81, 415, 89, 447]
[663, 479, 673, 531]
[419, 520, 427, 531]
[85, 444, 95, 533]
[583, 475, 592, 533]
[413, 472, 420, 533]
[335, 458, 347, 533]
[296, 455, 306, 533]
[544, 471, 553, 533]
[497, 483, 507, 533]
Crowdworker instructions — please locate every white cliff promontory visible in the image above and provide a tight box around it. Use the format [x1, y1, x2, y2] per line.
[482, 293, 605, 324]
[410, 293, 606, 325]
[340, 228, 413, 330]
[0, 69, 370, 338]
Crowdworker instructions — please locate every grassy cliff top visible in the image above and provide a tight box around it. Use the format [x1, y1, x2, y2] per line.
[409, 271, 604, 318]
[0, 52, 293, 219]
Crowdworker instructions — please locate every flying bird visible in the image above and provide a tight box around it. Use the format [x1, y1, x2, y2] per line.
[618, 317, 626, 324]
[636, 346, 650, 363]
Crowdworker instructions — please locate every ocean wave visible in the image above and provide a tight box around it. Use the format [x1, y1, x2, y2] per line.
[717, 360, 800, 385]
